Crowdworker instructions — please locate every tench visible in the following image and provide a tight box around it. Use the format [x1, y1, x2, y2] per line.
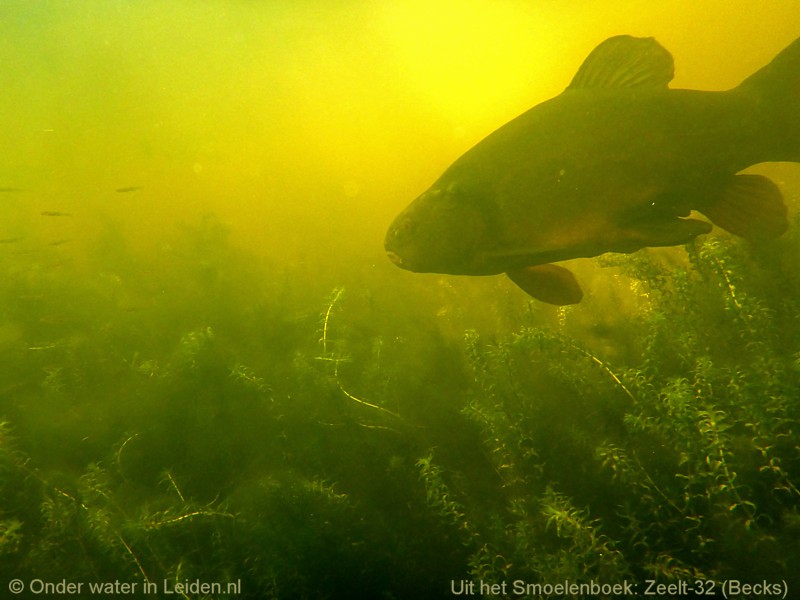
[385, 35, 800, 304]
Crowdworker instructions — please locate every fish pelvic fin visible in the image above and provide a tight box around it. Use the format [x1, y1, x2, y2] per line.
[506, 264, 583, 305]
[700, 174, 788, 240]
[737, 36, 800, 162]
[567, 35, 674, 90]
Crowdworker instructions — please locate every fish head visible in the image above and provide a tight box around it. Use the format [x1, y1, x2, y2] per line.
[385, 181, 492, 275]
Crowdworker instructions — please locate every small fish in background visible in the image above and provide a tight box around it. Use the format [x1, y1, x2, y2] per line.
[41, 211, 72, 217]
[0, 187, 22, 192]
[38, 314, 67, 325]
[49, 239, 72, 246]
[0, 237, 23, 244]
[115, 186, 142, 193]
[385, 35, 800, 305]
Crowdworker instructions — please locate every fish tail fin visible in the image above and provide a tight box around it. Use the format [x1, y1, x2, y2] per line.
[737, 36, 800, 161]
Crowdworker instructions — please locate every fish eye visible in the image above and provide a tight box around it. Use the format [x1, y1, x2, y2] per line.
[394, 218, 413, 237]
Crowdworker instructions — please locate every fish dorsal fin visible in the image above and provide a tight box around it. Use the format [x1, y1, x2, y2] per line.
[568, 35, 674, 90]
[506, 264, 583, 305]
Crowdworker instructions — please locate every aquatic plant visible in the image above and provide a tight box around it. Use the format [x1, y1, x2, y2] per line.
[415, 234, 800, 586]
[315, 287, 401, 422]
[1, 213, 798, 597]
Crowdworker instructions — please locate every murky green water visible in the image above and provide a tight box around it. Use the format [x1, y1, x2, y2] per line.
[1, 2, 799, 598]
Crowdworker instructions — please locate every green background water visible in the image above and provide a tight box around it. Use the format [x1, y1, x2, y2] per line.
[1, 1, 799, 597]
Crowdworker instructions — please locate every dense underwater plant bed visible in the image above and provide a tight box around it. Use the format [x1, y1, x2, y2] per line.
[419, 231, 800, 589]
[1, 220, 799, 597]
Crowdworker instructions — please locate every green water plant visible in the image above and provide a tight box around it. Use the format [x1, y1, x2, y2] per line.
[2, 211, 798, 597]
[415, 234, 800, 588]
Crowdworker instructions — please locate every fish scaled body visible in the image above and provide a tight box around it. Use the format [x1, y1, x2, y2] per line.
[385, 35, 800, 304]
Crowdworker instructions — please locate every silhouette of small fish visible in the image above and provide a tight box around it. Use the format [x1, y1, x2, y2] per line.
[116, 186, 142, 193]
[41, 211, 72, 217]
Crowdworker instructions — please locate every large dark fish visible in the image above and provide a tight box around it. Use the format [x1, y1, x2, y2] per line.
[385, 35, 800, 304]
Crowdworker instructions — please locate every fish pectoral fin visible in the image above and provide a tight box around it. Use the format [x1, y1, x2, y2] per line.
[506, 264, 583, 305]
[567, 35, 674, 90]
[699, 174, 788, 239]
[613, 216, 712, 252]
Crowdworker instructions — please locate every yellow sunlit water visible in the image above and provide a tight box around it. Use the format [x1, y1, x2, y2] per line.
[2, 1, 800, 593]
[2, 0, 797, 275]
[0, 0, 795, 341]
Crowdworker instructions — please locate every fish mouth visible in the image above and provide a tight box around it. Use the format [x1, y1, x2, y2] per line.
[386, 250, 404, 267]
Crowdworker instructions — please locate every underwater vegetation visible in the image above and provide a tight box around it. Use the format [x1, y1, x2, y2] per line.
[1, 213, 799, 598]
[440, 233, 800, 588]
